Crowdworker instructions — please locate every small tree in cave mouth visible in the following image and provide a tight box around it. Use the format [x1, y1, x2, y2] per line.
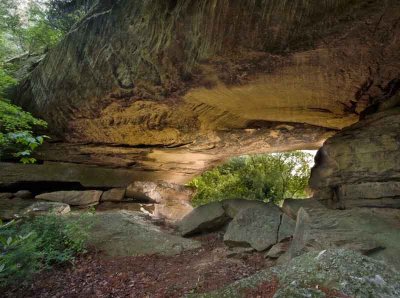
[189, 151, 314, 207]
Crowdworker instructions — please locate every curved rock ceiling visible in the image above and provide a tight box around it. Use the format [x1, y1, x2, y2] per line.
[8, 0, 400, 185]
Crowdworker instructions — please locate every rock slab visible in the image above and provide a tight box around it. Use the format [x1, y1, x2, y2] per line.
[88, 211, 201, 256]
[100, 188, 126, 202]
[36, 190, 102, 207]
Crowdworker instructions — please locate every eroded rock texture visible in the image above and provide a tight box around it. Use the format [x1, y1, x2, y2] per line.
[310, 108, 400, 208]
[4, 0, 400, 201]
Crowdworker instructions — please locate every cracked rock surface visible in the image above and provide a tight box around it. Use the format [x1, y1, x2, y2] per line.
[223, 205, 295, 251]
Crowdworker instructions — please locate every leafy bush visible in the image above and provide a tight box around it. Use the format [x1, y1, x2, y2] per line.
[0, 62, 48, 163]
[0, 214, 92, 287]
[189, 151, 314, 207]
[0, 99, 48, 163]
[0, 220, 40, 285]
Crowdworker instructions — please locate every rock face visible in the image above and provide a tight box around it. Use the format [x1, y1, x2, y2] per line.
[193, 249, 400, 298]
[16, 0, 400, 137]
[310, 108, 400, 208]
[224, 205, 295, 251]
[88, 211, 201, 256]
[36, 190, 102, 207]
[5, 0, 399, 189]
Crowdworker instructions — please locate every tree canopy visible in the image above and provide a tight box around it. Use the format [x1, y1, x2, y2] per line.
[0, 0, 93, 59]
[189, 151, 314, 207]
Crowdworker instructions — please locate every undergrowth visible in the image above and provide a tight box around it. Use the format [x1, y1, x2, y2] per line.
[0, 213, 93, 288]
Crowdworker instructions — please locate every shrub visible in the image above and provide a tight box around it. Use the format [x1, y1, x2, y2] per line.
[0, 62, 48, 164]
[0, 99, 48, 163]
[0, 220, 41, 285]
[0, 213, 92, 287]
[189, 151, 314, 207]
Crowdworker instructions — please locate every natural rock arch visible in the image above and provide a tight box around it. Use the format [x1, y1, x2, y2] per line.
[2, 0, 399, 208]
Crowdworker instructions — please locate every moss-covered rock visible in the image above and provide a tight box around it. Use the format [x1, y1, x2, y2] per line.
[189, 249, 400, 297]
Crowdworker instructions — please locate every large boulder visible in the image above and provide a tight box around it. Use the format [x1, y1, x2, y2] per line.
[223, 205, 295, 251]
[87, 211, 201, 256]
[36, 190, 102, 207]
[310, 108, 400, 209]
[192, 249, 400, 298]
[177, 202, 230, 236]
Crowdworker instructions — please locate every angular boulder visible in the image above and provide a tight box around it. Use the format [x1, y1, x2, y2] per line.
[100, 188, 126, 202]
[223, 205, 295, 251]
[36, 190, 102, 207]
[177, 202, 230, 236]
[23, 201, 71, 216]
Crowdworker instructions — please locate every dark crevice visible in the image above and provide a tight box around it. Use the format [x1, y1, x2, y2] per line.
[276, 214, 283, 244]
[0, 181, 104, 195]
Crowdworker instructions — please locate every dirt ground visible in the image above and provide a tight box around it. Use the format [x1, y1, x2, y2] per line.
[4, 233, 277, 298]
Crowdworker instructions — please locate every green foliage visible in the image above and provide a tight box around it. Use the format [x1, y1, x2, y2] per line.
[0, 66, 15, 97]
[0, 0, 69, 58]
[24, 2, 64, 53]
[47, 0, 93, 33]
[0, 219, 40, 286]
[0, 99, 48, 163]
[0, 214, 92, 287]
[189, 151, 314, 207]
